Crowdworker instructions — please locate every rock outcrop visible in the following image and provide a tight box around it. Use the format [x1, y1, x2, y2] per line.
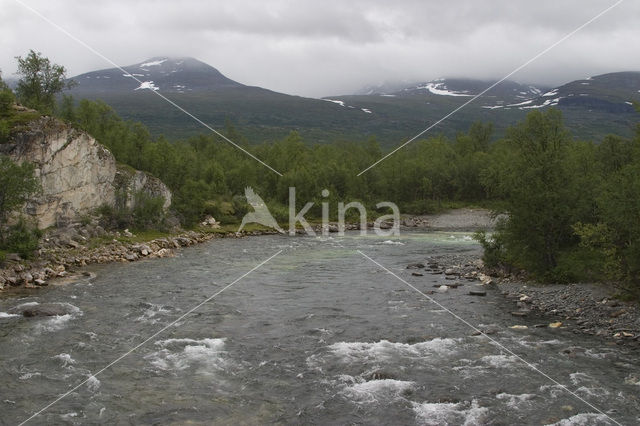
[0, 117, 171, 228]
[115, 164, 172, 210]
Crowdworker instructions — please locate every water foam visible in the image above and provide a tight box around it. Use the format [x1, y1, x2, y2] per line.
[36, 314, 74, 332]
[412, 399, 488, 425]
[86, 375, 101, 392]
[495, 392, 536, 408]
[480, 354, 521, 369]
[53, 353, 76, 368]
[379, 240, 405, 245]
[136, 303, 173, 324]
[546, 413, 615, 425]
[340, 377, 415, 404]
[146, 338, 229, 374]
[328, 338, 458, 362]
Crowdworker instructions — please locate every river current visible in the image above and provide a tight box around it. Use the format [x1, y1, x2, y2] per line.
[1, 232, 639, 425]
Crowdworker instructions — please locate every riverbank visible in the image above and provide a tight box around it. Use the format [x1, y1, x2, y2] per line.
[4, 208, 638, 348]
[0, 207, 482, 291]
[0, 223, 281, 291]
[0, 218, 363, 290]
[408, 245, 640, 348]
[402, 208, 502, 231]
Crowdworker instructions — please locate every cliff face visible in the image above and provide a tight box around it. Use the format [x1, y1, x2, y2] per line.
[115, 165, 172, 211]
[0, 117, 171, 228]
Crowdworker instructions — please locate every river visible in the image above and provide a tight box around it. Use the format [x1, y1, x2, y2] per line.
[1, 232, 639, 425]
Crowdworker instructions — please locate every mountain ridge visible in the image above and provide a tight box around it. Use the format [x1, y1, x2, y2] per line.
[65, 57, 640, 144]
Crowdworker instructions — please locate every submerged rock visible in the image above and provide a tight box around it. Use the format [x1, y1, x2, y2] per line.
[9, 302, 78, 317]
[406, 263, 425, 269]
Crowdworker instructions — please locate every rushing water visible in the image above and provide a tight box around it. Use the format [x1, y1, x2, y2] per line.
[1, 232, 639, 425]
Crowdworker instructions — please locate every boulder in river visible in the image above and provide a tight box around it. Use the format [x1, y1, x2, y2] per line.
[9, 302, 79, 317]
[406, 263, 425, 269]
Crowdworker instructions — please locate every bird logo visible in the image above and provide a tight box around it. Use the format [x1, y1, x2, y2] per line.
[236, 187, 285, 234]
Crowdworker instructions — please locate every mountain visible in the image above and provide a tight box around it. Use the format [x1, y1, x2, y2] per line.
[386, 78, 546, 103]
[68, 57, 382, 143]
[67, 58, 640, 145]
[323, 74, 640, 142]
[479, 72, 640, 113]
[70, 57, 243, 94]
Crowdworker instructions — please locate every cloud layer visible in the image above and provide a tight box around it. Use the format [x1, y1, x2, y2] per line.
[1, 0, 638, 97]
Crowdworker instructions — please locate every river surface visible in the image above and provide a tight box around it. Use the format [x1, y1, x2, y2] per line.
[1, 232, 639, 425]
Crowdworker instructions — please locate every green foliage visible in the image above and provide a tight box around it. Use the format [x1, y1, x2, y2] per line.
[1, 217, 42, 259]
[58, 94, 76, 122]
[0, 72, 15, 142]
[132, 191, 166, 230]
[474, 229, 507, 269]
[96, 203, 131, 230]
[15, 50, 75, 115]
[0, 120, 9, 143]
[58, 94, 640, 294]
[477, 107, 640, 294]
[63, 99, 496, 228]
[480, 110, 592, 278]
[0, 155, 40, 226]
[0, 88, 15, 115]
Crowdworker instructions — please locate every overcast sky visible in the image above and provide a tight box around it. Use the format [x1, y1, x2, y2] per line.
[1, 0, 638, 97]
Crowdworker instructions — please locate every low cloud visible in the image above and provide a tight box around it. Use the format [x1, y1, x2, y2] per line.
[1, 0, 638, 97]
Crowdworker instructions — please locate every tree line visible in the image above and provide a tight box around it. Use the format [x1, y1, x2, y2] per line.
[2, 51, 639, 294]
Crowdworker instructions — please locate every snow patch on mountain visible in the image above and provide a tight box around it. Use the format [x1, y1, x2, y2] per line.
[508, 99, 534, 107]
[140, 59, 168, 67]
[135, 81, 159, 91]
[324, 99, 345, 107]
[521, 97, 562, 109]
[414, 82, 473, 97]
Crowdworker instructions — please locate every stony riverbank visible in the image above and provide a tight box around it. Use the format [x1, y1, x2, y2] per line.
[401, 208, 502, 231]
[408, 250, 640, 348]
[0, 223, 282, 290]
[0, 220, 366, 290]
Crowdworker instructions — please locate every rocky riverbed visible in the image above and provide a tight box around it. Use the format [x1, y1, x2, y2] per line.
[408, 250, 640, 348]
[402, 208, 503, 231]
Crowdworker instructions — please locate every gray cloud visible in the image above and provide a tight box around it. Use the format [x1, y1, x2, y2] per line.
[1, 0, 638, 97]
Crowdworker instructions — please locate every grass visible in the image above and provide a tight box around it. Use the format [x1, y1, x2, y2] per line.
[0, 107, 41, 143]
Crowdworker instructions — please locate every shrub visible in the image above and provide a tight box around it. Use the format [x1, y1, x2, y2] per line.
[1, 217, 42, 259]
[474, 229, 507, 269]
[0, 119, 10, 143]
[96, 203, 132, 230]
[0, 89, 15, 116]
[132, 191, 165, 230]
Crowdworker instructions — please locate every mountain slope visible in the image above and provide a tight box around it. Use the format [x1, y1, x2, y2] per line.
[325, 74, 639, 142]
[67, 59, 640, 145]
[71, 57, 243, 94]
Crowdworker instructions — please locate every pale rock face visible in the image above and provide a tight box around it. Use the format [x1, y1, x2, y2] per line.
[116, 165, 172, 210]
[2, 117, 171, 228]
